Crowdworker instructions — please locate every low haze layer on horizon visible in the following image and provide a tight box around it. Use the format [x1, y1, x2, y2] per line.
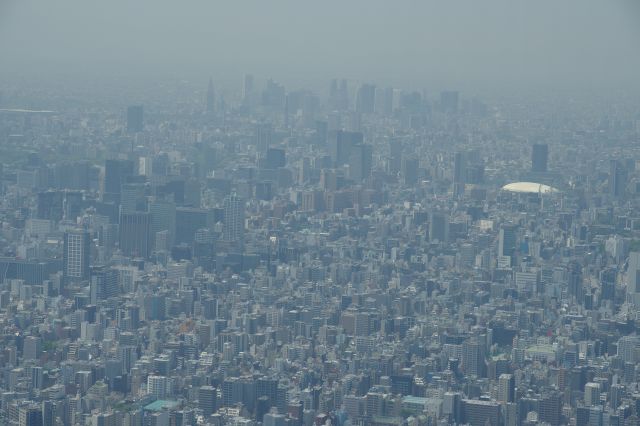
[1, 0, 639, 95]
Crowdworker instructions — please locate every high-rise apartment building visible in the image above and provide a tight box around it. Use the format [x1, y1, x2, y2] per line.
[223, 194, 245, 244]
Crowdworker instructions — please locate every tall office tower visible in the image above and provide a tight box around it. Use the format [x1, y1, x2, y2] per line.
[498, 224, 517, 260]
[461, 400, 500, 426]
[63, 191, 84, 221]
[197, 143, 218, 178]
[120, 183, 147, 214]
[104, 159, 134, 204]
[152, 153, 170, 176]
[256, 397, 272, 423]
[600, 267, 616, 301]
[256, 377, 278, 411]
[453, 152, 466, 198]
[355, 84, 376, 114]
[91, 413, 117, 426]
[440, 91, 459, 113]
[388, 138, 403, 173]
[262, 79, 286, 110]
[378, 87, 394, 115]
[265, 148, 286, 169]
[42, 401, 54, 426]
[206, 77, 215, 114]
[223, 194, 245, 244]
[609, 159, 627, 197]
[626, 252, 640, 306]
[531, 143, 548, 172]
[584, 382, 601, 406]
[497, 374, 515, 402]
[443, 392, 462, 424]
[254, 122, 273, 155]
[329, 78, 338, 95]
[429, 212, 449, 243]
[119, 211, 151, 258]
[466, 162, 485, 184]
[329, 79, 340, 110]
[402, 158, 419, 185]
[568, 261, 584, 302]
[54, 161, 90, 190]
[30, 366, 43, 389]
[63, 230, 91, 284]
[346, 111, 362, 132]
[610, 384, 624, 409]
[150, 199, 176, 250]
[462, 338, 486, 377]
[263, 413, 286, 426]
[185, 178, 202, 207]
[19, 404, 43, 426]
[23, 336, 42, 360]
[538, 391, 562, 426]
[242, 74, 254, 106]
[339, 79, 349, 110]
[329, 130, 363, 167]
[222, 377, 242, 407]
[175, 207, 211, 245]
[330, 78, 350, 110]
[400, 91, 423, 113]
[315, 120, 328, 146]
[618, 336, 640, 365]
[37, 190, 64, 221]
[126, 105, 144, 133]
[198, 386, 217, 416]
[90, 266, 119, 302]
[348, 144, 373, 182]
[374, 87, 385, 114]
[588, 407, 603, 426]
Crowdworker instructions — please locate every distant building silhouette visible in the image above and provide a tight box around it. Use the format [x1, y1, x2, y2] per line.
[609, 159, 627, 197]
[329, 130, 363, 167]
[206, 77, 215, 114]
[440, 91, 459, 113]
[356, 84, 376, 114]
[532, 143, 548, 172]
[126, 105, 143, 133]
[348, 144, 372, 182]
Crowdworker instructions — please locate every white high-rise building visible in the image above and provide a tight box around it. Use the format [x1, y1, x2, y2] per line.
[63, 230, 90, 283]
[147, 375, 173, 400]
[584, 382, 601, 406]
[627, 252, 640, 306]
[223, 193, 245, 244]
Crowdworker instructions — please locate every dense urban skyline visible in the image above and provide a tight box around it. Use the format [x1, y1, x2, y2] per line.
[1, 2, 640, 426]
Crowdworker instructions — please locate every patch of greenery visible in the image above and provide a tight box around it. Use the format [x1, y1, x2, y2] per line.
[630, 240, 640, 252]
[42, 340, 57, 352]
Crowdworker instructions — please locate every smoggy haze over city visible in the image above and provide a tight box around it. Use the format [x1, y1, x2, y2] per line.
[1, 0, 640, 93]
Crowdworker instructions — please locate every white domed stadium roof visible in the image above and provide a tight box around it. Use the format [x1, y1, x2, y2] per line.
[501, 182, 559, 194]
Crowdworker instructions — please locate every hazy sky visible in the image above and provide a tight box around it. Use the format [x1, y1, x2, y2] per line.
[1, 0, 639, 93]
